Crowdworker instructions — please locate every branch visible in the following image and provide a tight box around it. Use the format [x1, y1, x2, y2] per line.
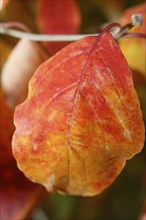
[0, 27, 98, 41]
[0, 14, 145, 42]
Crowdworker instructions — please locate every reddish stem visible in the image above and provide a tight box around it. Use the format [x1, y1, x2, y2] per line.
[122, 32, 146, 38]
[99, 20, 146, 39]
[101, 23, 122, 35]
[98, 23, 121, 39]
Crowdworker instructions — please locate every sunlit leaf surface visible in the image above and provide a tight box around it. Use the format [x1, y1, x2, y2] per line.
[12, 32, 144, 196]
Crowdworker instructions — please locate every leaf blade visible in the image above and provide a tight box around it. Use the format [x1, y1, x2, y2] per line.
[12, 32, 145, 196]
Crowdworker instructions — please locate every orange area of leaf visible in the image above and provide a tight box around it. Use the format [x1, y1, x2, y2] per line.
[12, 32, 145, 196]
[119, 3, 146, 76]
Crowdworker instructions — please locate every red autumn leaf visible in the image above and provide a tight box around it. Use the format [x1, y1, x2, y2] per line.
[119, 3, 146, 76]
[0, 92, 15, 166]
[1, 164, 45, 220]
[36, 0, 81, 54]
[12, 31, 145, 196]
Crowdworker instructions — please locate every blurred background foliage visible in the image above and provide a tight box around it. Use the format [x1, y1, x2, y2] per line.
[0, 0, 145, 220]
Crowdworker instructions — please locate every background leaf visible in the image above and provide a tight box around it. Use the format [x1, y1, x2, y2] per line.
[119, 3, 146, 77]
[1, 40, 48, 108]
[36, 0, 81, 54]
[0, 0, 9, 10]
[0, 92, 15, 165]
